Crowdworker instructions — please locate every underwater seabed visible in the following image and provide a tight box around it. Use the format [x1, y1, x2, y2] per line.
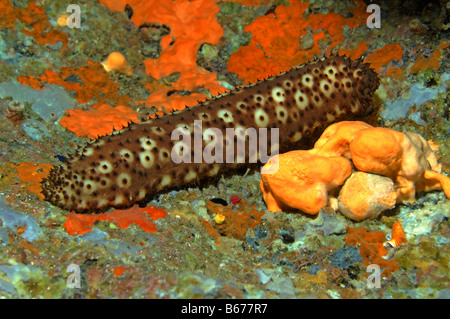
[0, 0, 448, 298]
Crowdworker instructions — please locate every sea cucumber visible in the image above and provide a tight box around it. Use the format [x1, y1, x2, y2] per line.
[42, 55, 379, 212]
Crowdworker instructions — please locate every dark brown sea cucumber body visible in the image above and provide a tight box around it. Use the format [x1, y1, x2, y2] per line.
[42, 55, 379, 212]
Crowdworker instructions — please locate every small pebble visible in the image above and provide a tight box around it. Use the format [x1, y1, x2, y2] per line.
[338, 172, 397, 221]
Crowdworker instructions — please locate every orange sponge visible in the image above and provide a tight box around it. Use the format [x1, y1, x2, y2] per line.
[260, 151, 352, 215]
[349, 127, 404, 180]
[417, 170, 450, 199]
[349, 127, 447, 203]
[59, 104, 139, 139]
[260, 121, 448, 221]
[227, 0, 370, 83]
[99, 0, 225, 112]
[311, 121, 373, 158]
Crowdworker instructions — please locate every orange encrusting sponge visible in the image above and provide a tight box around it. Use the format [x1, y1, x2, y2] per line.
[59, 104, 139, 139]
[0, 0, 68, 50]
[98, 0, 226, 112]
[227, 0, 371, 83]
[18, 61, 131, 106]
[63, 205, 167, 236]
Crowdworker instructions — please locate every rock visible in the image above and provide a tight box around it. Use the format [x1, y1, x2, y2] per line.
[338, 172, 397, 221]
